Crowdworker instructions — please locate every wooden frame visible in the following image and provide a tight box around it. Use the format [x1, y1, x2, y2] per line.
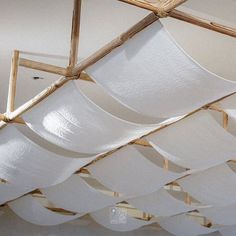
[0, 0, 235, 223]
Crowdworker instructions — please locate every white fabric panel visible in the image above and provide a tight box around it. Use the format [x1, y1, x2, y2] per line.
[90, 207, 152, 232]
[147, 111, 236, 169]
[199, 204, 236, 226]
[219, 94, 236, 119]
[158, 214, 217, 236]
[128, 188, 195, 217]
[87, 146, 183, 197]
[219, 225, 236, 236]
[23, 81, 158, 154]
[8, 195, 82, 226]
[0, 183, 34, 205]
[178, 164, 236, 206]
[86, 20, 236, 119]
[0, 125, 96, 188]
[42, 175, 123, 213]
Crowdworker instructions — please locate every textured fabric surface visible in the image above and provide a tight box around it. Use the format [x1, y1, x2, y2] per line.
[219, 94, 236, 119]
[87, 145, 183, 197]
[8, 195, 82, 226]
[128, 188, 195, 217]
[158, 214, 218, 236]
[86, 21, 236, 118]
[90, 206, 153, 232]
[178, 164, 236, 206]
[0, 125, 95, 190]
[147, 111, 236, 170]
[42, 175, 123, 214]
[23, 81, 158, 154]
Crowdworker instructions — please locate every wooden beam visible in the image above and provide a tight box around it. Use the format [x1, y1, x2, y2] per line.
[223, 112, 229, 130]
[68, 0, 82, 68]
[169, 10, 236, 38]
[6, 50, 19, 113]
[19, 58, 69, 76]
[119, 0, 236, 38]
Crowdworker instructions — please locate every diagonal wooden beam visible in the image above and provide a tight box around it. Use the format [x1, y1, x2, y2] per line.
[119, 0, 236, 38]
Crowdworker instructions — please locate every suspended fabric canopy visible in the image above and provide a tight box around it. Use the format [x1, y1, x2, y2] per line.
[87, 145, 183, 197]
[23, 81, 160, 154]
[157, 214, 218, 236]
[8, 195, 83, 226]
[219, 94, 236, 119]
[0, 125, 96, 189]
[86, 21, 236, 119]
[147, 111, 236, 170]
[41, 175, 124, 214]
[128, 188, 196, 217]
[199, 203, 236, 226]
[90, 206, 154, 232]
[178, 164, 236, 207]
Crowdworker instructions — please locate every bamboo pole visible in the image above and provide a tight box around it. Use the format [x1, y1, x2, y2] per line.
[119, 0, 236, 38]
[19, 58, 69, 76]
[2, 13, 158, 122]
[169, 10, 236, 38]
[68, 0, 82, 68]
[223, 112, 229, 129]
[6, 50, 20, 113]
[72, 12, 159, 75]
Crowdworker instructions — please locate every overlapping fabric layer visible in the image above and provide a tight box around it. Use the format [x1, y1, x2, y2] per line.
[86, 21, 236, 118]
[41, 175, 123, 214]
[178, 164, 236, 206]
[219, 94, 236, 119]
[23, 81, 158, 154]
[90, 206, 153, 232]
[87, 145, 183, 197]
[158, 214, 218, 236]
[147, 110, 236, 170]
[0, 125, 95, 189]
[8, 195, 82, 226]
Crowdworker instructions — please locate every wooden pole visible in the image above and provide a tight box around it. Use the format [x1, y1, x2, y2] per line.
[68, 0, 82, 68]
[119, 0, 236, 38]
[222, 112, 229, 130]
[2, 13, 158, 122]
[6, 50, 20, 113]
[169, 10, 236, 38]
[19, 58, 69, 76]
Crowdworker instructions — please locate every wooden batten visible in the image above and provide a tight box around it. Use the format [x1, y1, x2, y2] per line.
[19, 58, 69, 76]
[68, 0, 82, 68]
[6, 50, 20, 113]
[222, 112, 229, 130]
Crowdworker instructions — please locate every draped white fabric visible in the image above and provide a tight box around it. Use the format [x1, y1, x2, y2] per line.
[87, 145, 183, 197]
[8, 195, 82, 226]
[199, 204, 236, 226]
[158, 214, 218, 236]
[86, 20, 236, 119]
[90, 207, 152, 232]
[219, 225, 236, 236]
[0, 183, 34, 205]
[219, 94, 236, 119]
[23, 81, 158, 154]
[0, 125, 96, 189]
[42, 175, 123, 214]
[128, 188, 195, 217]
[178, 164, 236, 206]
[147, 111, 236, 170]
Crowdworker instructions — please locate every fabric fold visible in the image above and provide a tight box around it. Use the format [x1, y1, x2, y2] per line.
[8, 195, 82, 226]
[87, 145, 183, 197]
[147, 111, 236, 170]
[41, 175, 123, 214]
[86, 20, 236, 119]
[23, 81, 158, 154]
